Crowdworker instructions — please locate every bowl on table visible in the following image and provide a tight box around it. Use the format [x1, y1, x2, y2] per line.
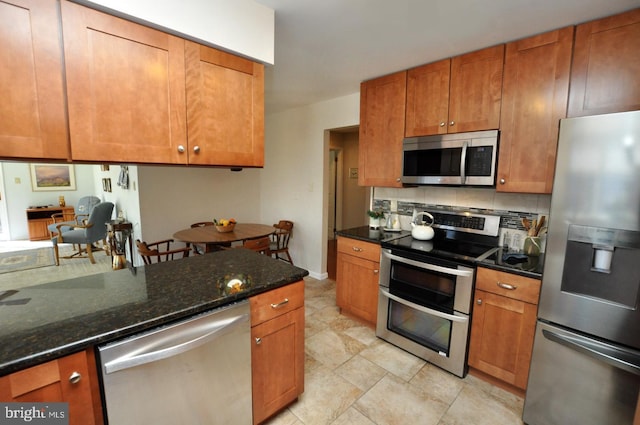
[215, 223, 236, 233]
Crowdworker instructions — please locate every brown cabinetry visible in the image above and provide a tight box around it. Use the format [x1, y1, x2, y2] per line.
[26, 206, 74, 241]
[250, 281, 304, 424]
[59, 1, 264, 166]
[0, 349, 104, 425]
[185, 41, 264, 167]
[568, 8, 640, 117]
[469, 267, 541, 391]
[336, 236, 380, 326]
[406, 45, 504, 137]
[358, 71, 406, 187]
[0, 0, 69, 160]
[497, 27, 574, 194]
[61, 1, 187, 164]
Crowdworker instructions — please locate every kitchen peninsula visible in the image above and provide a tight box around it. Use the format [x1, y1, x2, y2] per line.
[0, 249, 308, 424]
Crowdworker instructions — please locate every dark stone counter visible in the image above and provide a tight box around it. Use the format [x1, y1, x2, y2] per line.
[0, 249, 308, 376]
[336, 226, 410, 244]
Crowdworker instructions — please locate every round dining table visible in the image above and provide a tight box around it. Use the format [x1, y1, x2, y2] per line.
[173, 223, 275, 253]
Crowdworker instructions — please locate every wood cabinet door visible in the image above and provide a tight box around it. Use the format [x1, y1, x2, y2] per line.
[336, 252, 379, 325]
[469, 289, 538, 390]
[498, 27, 573, 194]
[405, 59, 451, 136]
[358, 71, 406, 187]
[449, 45, 504, 133]
[568, 8, 640, 117]
[251, 307, 304, 425]
[185, 41, 264, 167]
[0, 0, 69, 160]
[61, 1, 187, 164]
[0, 350, 103, 425]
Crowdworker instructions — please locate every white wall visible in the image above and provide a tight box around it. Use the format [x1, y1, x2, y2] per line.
[1, 163, 99, 240]
[77, 0, 275, 64]
[261, 93, 361, 279]
[136, 165, 262, 264]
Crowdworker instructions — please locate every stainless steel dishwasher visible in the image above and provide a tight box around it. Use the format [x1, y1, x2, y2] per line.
[98, 300, 252, 424]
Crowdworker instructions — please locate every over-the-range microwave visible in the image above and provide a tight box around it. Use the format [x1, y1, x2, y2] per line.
[401, 130, 498, 186]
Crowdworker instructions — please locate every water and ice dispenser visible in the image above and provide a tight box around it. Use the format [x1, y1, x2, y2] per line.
[561, 225, 640, 309]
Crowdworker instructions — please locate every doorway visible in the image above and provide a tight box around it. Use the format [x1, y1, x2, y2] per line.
[327, 126, 368, 280]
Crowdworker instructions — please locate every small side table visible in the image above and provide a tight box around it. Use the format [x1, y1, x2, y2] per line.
[106, 220, 133, 270]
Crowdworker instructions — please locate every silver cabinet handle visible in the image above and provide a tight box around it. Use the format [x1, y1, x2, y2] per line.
[177, 145, 185, 153]
[352, 246, 363, 252]
[449, 121, 455, 126]
[69, 371, 82, 384]
[440, 122, 445, 127]
[500, 178, 506, 184]
[477, 299, 482, 305]
[373, 269, 379, 274]
[270, 298, 289, 309]
[193, 145, 200, 154]
[497, 282, 517, 290]
[255, 337, 262, 345]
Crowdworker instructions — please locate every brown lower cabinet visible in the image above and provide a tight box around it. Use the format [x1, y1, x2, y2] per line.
[250, 280, 305, 424]
[468, 267, 541, 391]
[335, 236, 380, 326]
[0, 349, 103, 425]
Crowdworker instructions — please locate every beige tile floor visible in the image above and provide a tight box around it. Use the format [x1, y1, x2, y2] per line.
[266, 278, 525, 425]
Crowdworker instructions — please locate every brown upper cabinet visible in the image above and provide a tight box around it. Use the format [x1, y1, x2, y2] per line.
[0, 0, 69, 160]
[406, 45, 504, 137]
[185, 42, 264, 167]
[61, 1, 188, 164]
[497, 27, 574, 194]
[568, 8, 640, 117]
[1, 0, 264, 166]
[358, 71, 407, 187]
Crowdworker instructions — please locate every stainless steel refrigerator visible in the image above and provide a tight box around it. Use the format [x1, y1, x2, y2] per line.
[523, 111, 640, 425]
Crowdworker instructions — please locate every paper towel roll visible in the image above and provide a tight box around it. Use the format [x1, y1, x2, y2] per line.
[593, 248, 613, 271]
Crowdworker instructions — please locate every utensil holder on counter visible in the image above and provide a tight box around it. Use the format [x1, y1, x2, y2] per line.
[523, 236, 541, 256]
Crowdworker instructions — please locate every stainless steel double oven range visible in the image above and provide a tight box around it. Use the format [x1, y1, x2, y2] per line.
[377, 210, 500, 377]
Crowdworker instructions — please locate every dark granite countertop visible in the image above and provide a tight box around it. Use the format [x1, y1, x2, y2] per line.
[336, 226, 411, 244]
[477, 248, 544, 279]
[0, 248, 308, 376]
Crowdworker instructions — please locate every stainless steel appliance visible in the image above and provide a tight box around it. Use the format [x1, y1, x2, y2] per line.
[377, 210, 499, 377]
[402, 130, 498, 186]
[98, 300, 252, 424]
[523, 111, 640, 425]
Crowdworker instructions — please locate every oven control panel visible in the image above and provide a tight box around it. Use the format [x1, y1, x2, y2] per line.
[429, 210, 500, 237]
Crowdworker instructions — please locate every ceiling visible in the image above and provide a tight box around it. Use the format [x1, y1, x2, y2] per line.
[254, 0, 639, 114]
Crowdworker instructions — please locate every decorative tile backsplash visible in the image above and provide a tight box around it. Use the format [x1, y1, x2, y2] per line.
[372, 197, 549, 251]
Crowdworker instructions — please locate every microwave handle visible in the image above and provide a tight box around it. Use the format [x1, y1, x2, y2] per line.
[380, 288, 468, 323]
[460, 141, 468, 184]
[382, 250, 474, 277]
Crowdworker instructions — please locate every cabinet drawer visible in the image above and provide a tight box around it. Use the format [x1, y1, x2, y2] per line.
[337, 237, 381, 263]
[476, 267, 541, 305]
[250, 280, 304, 326]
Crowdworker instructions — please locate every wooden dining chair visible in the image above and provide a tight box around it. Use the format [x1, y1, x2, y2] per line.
[190, 221, 215, 255]
[136, 239, 191, 264]
[242, 236, 271, 255]
[270, 220, 293, 264]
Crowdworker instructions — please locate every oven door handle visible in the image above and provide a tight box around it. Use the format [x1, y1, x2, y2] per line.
[380, 288, 468, 323]
[382, 251, 474, 277]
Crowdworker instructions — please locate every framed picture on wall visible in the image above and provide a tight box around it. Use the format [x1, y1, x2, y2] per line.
[30, 164, 76, 191]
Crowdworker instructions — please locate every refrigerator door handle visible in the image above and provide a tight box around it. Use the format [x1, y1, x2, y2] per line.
[542, 329, 640, 376]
